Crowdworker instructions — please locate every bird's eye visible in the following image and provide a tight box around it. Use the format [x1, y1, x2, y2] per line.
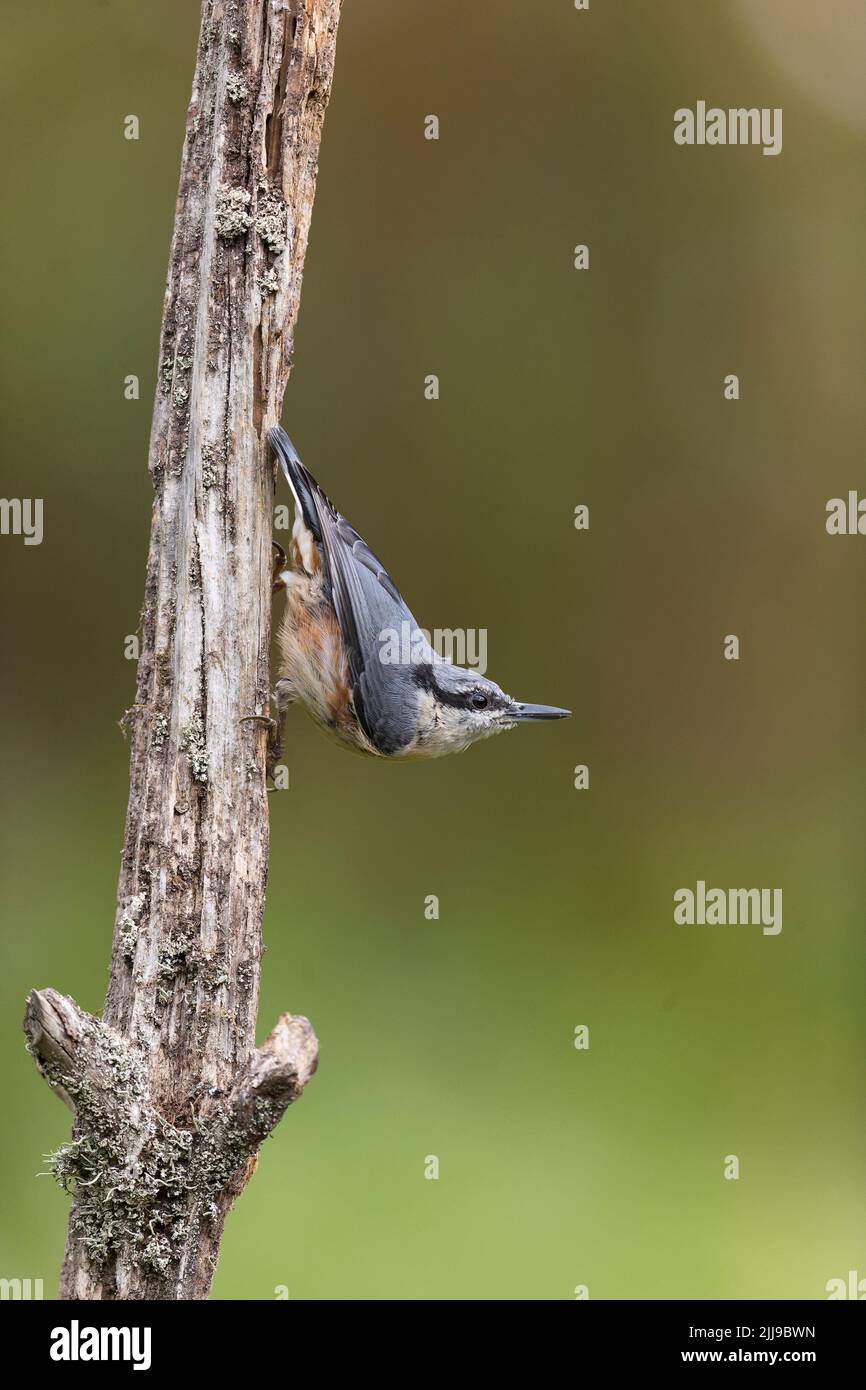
[470, 692, 488, 710]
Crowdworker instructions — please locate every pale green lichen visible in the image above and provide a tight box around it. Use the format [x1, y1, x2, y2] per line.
[226, 70, 248, 103]
[151, 713, 169, 750]
[39, 1004, 289, 1283]
[214, 185, 251, 240]
[156, 931, 193, 1005]
[118, 892, 146, 961]
[39, 1023, 195, 1272]
[200, 953, 229, 993]
[180, 715, 209, 785]
[201, 442, 220, 488]
[255, 189, 287, 254]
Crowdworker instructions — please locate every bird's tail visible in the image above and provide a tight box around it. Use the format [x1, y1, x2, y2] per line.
[268, 426, 322, 545]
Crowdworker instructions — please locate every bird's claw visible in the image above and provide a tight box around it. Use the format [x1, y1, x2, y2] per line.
[240, 707, 286, 780]
[272, 541, 289, 592]
[239, 714, 277, 732]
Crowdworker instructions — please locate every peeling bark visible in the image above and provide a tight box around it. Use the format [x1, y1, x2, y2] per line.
[24, 0, 342, 1300]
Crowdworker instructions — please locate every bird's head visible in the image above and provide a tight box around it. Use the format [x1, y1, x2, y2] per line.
[410, 662, 570, 757]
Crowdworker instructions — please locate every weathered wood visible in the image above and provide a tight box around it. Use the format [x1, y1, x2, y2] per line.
[23, 0, 342, 1300]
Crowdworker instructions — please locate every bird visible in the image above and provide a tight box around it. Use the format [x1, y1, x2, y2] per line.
[247, 426, 570, 766]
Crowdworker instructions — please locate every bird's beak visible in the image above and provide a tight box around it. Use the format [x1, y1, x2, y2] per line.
[508, 701, 571, 721]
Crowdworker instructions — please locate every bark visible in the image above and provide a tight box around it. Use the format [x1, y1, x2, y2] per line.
[23, 0, 342, 1300]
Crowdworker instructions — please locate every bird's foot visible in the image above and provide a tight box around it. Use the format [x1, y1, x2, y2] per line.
[239, 712, 284, 781]
[241, 677, 294, 784]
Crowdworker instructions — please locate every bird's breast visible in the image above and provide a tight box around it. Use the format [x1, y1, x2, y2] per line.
[277, 578, 381, 756]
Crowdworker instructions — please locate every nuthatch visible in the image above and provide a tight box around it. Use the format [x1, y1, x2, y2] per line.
[250, 427, 570, 765]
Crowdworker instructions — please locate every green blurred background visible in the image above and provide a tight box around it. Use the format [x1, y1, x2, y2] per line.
[1, 0, 865, 1299]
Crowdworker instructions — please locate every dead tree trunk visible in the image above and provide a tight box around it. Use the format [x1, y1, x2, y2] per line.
[23, 0, 342, 1300]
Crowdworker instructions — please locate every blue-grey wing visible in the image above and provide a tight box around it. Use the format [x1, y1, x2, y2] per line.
[318, 502, 430, 754]
[269, 427, 431, 753]
[322, 505, 430, 756]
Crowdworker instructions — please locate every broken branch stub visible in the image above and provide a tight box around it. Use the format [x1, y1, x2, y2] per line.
[25, 988, 318, 1299]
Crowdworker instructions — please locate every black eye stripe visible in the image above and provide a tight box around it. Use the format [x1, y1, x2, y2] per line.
[413, 664, 474, 710]
[413, 664, 494, 712]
